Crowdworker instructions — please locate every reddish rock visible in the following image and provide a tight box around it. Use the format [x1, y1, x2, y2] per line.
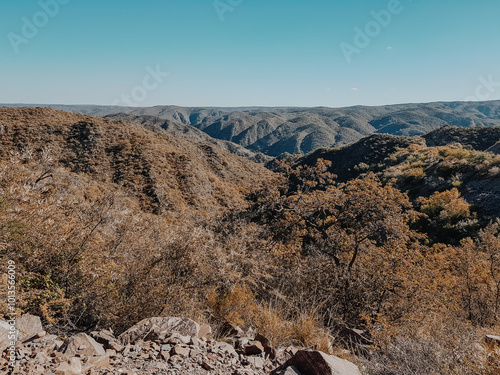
[271, 350, 361, 375]
[244, 340, 265, 356]
[255, 333, 276, 359]
[0, 320, 16, 353]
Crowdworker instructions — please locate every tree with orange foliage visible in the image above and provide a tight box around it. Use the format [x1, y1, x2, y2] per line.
[251, 160, 418, 271]
[248, 160, 425, 324]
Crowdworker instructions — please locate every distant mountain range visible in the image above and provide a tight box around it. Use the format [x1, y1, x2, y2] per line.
[2, 101, 500, 157]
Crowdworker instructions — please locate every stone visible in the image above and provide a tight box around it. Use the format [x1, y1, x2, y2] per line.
[81, 354, 110, 373]
[172, 344, 190, 357]
[90, 329, 116, 349]
[247, 356, 265, 369]
[55, 339, 65, 349]
[36, 331, 46, 338]
[54, 361, 71, 375]
[60, 333, 106, 357]
[332, 324, 373, 347]
[160, 350, 170, 361]
[244, 340, 265, 356]
[34, 351, 50, 365]
[169, 354, 183, 364]
[255, 333, 276, 359]
[283, 366, 302, 375]
[54, 357, 82, 375]
[69, 357, 82, 374]
[486, 334, 500, 347]
[16, 314, 44, 342]
[206, 353, 218, 362]
[214, 341, 236, 355]
[0, 320, 17, 353]
[118, 317, 201, 345]
[271, 350, 362, 375]
[190, 336, 201, 346]
[108, 339, 123, 352]
[198, 323, 212, 339]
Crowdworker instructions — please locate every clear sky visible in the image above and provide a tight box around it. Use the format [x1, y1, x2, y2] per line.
[1, 0, 499, 107]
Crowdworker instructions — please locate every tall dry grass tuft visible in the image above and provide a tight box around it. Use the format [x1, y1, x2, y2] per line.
[362, 315, 500, 375]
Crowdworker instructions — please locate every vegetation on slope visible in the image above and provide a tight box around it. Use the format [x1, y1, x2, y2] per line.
[0, 107, 272, 212]
[1, 108, 500, 374]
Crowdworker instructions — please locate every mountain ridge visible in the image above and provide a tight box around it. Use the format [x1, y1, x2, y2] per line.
[3, 100, 500, 157]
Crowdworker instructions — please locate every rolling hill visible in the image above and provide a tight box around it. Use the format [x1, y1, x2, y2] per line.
[0, 107, 272, 213]
[6, 101, 499, 157]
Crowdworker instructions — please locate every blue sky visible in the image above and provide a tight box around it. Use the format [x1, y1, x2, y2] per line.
[1, 0, 499, 107]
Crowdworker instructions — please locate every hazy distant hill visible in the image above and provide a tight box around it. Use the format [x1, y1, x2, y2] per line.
[3, 101, 500, 157]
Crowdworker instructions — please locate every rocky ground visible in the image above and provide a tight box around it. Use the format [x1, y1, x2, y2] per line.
[0, 315, 363, 375]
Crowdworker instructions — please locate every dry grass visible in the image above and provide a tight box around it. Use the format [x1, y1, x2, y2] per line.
[362, 317, 500, 375]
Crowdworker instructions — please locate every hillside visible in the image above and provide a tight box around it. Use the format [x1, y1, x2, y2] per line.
[102, 113, 271, 163]
[294, 134, 423, 182]
[6, 101, 500, 157]
[294, 131, 500, 221]
[0, 107, 272, 213]
[423, 125, 500, 150]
